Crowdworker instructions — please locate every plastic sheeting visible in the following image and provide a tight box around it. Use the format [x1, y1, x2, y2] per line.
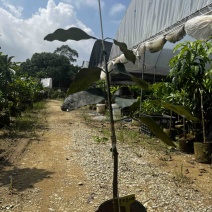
[106, 0, 212, 84]
[61, 88, 105, 111]
[110, 0, 212, 59]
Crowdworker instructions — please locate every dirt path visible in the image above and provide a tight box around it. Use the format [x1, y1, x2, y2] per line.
[0, 100, 92, 211]
[0, 100, 212, 212]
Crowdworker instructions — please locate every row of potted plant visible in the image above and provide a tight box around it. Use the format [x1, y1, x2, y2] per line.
[131, 39, 212, 164]
[0, 52, 47, 127]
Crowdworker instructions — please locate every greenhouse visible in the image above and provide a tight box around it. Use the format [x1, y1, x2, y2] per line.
[88, 0, 212, 83]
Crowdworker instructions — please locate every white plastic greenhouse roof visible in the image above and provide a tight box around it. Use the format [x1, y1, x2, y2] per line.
[110, 0, 212, 59]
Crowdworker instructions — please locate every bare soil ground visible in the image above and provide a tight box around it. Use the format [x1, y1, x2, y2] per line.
[0, 100, 92, 211]
[0, 100, 211, 211]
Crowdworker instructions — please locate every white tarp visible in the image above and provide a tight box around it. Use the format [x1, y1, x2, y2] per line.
[41, 78, 52, 88]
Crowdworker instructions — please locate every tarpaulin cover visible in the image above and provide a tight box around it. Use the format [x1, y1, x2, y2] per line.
[61, 88, 105, 111]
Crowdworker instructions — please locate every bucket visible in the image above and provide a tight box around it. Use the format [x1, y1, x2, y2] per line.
[112, 104, 121, 119]
[96, 104, 106, 114]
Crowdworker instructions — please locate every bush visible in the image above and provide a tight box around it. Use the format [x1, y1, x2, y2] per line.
[48, 89, 66, 99]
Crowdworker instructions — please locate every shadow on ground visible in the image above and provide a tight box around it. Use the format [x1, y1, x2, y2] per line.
[0, 166, 54, 191]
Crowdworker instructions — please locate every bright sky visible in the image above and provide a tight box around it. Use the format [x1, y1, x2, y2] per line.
[0, 0, 131, 66]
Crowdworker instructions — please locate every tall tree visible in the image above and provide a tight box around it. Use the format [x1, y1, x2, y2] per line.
[20, 52, 80, 88]
[54, 45, 78, 63]
[0, 53, 16, 95]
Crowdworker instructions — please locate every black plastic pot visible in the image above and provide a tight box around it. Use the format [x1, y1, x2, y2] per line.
[164, 128, 178, 141]
[96, 198, 146, 212]
[178, 136, 195, 154]
[194, 142, 212, 164]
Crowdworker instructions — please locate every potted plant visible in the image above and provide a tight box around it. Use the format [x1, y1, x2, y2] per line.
[169, 39, 212, 163]
[43, 2, 198, 211]
[149, 82, 177, 139]
[45, 1, 194, 210]
[166, 90, 195, 153]
[193, 89, 212, 163]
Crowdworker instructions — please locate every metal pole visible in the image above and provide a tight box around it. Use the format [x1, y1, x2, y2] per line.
[154, 50, 162, 83]
[97, 1, 120, 211]
[140, 52, 145, 115]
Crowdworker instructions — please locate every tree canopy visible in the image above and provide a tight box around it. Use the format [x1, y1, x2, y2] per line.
[20, 52, 79, 88]
[54, 45, 78, 63]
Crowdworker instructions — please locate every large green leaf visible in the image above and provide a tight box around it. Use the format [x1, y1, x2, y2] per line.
[67, 67, 102, 95]
[129, 99, 140, 114]
[152, 100, 198, 122]
[44, 27, 97, 42]
[130, 75, 149, 90]
[113, 39, 136, 64]
[138, 116, 176, 147]
[164, 104, 198, 122]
